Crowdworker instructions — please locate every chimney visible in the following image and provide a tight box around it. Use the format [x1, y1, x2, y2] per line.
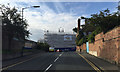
[77, 18, 81, 34]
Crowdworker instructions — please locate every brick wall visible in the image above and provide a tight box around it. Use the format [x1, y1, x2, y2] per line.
[76, 26, 120, 65]
[89, 26, 120, 65]
[119, 37, 120, 65]
[76, 46, 80, 52]
[76, 43, 86, 52]
[89, 32, 104, 56]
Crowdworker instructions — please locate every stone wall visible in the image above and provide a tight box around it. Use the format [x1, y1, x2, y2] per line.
[89, 26, 120, 65]
[76, 43, 86, 52]
[76, 26, 120, 65]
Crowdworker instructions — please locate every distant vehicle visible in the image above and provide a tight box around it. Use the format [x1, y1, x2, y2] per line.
[55, 49, 63, 52]
[56, 49, 59, 52]
[49, 47, 54, 52]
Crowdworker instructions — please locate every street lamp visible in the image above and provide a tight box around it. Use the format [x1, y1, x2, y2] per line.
[21, 6, 40, 56]
[21, 6, 40, 25]
[118, 1, 120, 11]
[32, 6, 40, 8]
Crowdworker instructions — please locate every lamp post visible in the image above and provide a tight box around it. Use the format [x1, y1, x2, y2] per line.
[21, 6, 40, 25]
[118, 1, 120, 15]
[118, 1, 120, 11]
[21, 6, 40, 57]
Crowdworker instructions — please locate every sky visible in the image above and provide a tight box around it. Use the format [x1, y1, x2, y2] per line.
[0, 0, 119, 41]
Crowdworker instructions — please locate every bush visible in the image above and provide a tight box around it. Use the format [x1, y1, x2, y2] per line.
[88, 32, 95, 43]
[77, 36, 88, 46]
[35, 42, 50, 51]
[78, 38, 84, 46]
[75, 30, 84, 46]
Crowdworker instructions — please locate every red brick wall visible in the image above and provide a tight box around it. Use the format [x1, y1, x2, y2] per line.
[82, 43, 86, 51]
[76, 43, 86, 52]
[118, 37, 120, 65]
[89, 26, 120, 65]
[76, 46, 80, 52]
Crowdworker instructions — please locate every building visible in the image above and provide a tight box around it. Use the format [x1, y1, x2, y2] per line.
[24, 39, 37, 49]
[44, 32, 76, 51]
[38, 39, 45, 43]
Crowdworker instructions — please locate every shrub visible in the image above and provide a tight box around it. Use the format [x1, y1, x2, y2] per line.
[35, 42, 50, 51]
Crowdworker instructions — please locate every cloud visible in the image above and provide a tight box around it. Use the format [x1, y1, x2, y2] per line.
[3, 0, 118, 2]
[17, 2, 79, 41]
[0, 0, 90, 41]
[29, 28, 44, 41]
[1, 0, 116, 41]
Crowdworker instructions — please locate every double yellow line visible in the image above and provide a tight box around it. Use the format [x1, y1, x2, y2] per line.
[77, 53, 102, 72]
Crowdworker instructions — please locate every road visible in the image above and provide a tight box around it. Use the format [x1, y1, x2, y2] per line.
[2, 52, 103, 72]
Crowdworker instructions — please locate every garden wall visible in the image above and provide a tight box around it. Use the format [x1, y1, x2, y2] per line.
[76, 26, 120, 65]
[89, 26, 120, 65]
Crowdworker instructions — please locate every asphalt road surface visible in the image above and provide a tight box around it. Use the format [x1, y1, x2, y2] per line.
[2, 52, 102, 72]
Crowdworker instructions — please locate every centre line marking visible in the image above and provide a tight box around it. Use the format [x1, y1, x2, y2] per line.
[59, 54, 62, 56]
[59, 53, 63, 57]
[44, 64, 52, 72]
[54, 57, 59, 62]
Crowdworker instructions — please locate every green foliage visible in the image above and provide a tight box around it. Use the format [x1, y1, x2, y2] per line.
[35, 42, 50, 51]
[1, 5, 30, 40]
[82, 23, 95, 33]
[75, 30, 84, 45]
[89, 8, 119, 33]
[74, 8, 119, 45]
[77, 36, 87, 46]
[73, 27, 77, 33]
[87, 32, 95, 43]
[78, 38, 84, 46]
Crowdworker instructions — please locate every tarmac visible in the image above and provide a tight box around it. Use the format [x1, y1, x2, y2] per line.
[2, 51, 120, 72]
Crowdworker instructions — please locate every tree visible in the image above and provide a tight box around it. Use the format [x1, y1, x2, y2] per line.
[1, 5, 30, 50]
[73, 9, 119, 45]
[35, 42, 50, 51]
[75, 29, 84, 46]
[73, 27, 77, 33]
[89, 9, 119, 33]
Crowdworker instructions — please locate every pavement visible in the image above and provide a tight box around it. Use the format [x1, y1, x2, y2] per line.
[1, 51, 120, 72]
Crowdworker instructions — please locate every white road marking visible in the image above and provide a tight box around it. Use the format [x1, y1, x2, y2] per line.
[44, 64, 52, 72]
[54, 57, 59, 62]
[44, 52, 64, 72]
[59, 53, 62, 56]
